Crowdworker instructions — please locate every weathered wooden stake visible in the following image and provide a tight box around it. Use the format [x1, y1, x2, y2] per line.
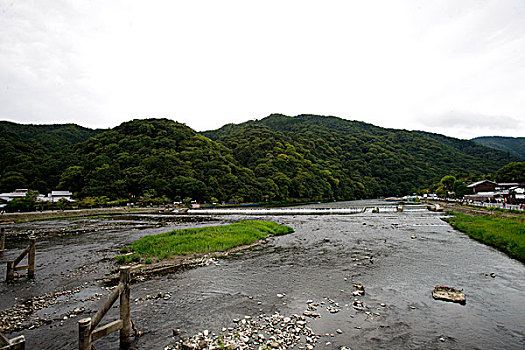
[0, 228, 5, 252]
[0, 332, 25, 350]
[6, 260, 15, 282]
[78, 266, 133, 349]
[78, 317, 92, 350]
[119, 266, 131, 348]
[27, 237, 36, 279]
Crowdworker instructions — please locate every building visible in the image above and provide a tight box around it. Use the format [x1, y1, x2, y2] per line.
[464, 180, 525, 203]
[0, 189, 74, 203]
[508, 186, 525, 204]
[45, 191, 74, 202]
[495, 183, 520, 191]
[0, 189, 31, 202]
[466, 180, 497, 194]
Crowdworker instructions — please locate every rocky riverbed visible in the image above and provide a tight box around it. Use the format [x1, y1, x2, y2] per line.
[1, 200, 524, 349]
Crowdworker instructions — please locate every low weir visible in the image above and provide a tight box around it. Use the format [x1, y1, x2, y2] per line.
[178, 205, 428, 215]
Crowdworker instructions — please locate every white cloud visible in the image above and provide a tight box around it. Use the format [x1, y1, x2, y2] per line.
[415, 111, 522, 139]
[1, 0, 524, 139]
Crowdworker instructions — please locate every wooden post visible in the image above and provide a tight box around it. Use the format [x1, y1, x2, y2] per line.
[6, 260, 15, 282]
[119, 266, 131, 348]
[0, 228, 5, 252]
[78, 318, 92, 350]
[27, 237, 36, 279]
[0, 333, 25, 350]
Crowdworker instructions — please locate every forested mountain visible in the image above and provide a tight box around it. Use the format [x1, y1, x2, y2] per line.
[59, 119, 258, 201]
[0, 115, 519, 203]
[471, 136, 525, 160]
[0, 121, 102, 193]
[204, 114, 519, 200]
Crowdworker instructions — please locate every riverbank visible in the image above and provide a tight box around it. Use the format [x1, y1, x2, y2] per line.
[426, 200, 525, 219]
[444, 212, 525, 263]
[0, 207, 171, 224]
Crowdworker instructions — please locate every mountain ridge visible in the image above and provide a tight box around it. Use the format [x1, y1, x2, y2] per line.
[0, 115, 519, 201]
[471, 136, 525, 160]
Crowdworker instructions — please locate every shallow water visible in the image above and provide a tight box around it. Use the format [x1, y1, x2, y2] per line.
[1, 201, 524, 349]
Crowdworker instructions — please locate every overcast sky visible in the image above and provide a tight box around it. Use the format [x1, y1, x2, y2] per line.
[1, 0, 524, 139]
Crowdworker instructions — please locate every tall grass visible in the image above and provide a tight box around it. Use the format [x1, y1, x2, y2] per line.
[117, 220, 293, 262]
[445, 212, 525, 263]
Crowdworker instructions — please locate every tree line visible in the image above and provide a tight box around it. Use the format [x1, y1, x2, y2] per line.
[0, 116, 520, 211]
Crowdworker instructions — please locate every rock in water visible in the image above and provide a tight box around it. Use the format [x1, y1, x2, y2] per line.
[432, 285, 466, 304]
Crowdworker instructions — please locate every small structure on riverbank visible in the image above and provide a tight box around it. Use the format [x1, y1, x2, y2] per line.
[5, 236, 36, 282]
[79, 266, 133, 350]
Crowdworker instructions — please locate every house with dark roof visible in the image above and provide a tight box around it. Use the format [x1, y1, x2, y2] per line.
[466, 180, 497, 194]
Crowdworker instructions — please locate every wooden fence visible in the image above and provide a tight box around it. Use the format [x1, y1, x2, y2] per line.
[5, 237, 35, 282]
[78, 266, 131, 350]
[0, 333, 25, 350]
[0, 228, 5, 252]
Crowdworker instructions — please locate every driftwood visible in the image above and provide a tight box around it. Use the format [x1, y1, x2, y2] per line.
[432, 285, 466, 304]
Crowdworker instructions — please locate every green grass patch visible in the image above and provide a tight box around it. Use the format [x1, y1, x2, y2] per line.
[445, 212, 525, 263]
[120, 220, 293, 262]
[114, 252, 142, 264]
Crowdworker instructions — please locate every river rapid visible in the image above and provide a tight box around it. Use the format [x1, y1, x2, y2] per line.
[1, 200, 524, 349]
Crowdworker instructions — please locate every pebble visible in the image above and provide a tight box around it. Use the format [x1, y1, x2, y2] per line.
[169, 313, 321, 350]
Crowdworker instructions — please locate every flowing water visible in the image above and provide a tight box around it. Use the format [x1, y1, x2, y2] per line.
[1, 200, 524, 349]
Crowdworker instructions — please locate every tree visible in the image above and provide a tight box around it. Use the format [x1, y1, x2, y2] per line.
[58, 166, 84, 194]
[5, 190, 39, 212]
[440, 175, 456, 191]
[494, 162, 525, 183]
[0, 171, 27, 192]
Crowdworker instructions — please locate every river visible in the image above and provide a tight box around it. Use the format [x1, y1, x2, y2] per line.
[1, 200, 524, 349]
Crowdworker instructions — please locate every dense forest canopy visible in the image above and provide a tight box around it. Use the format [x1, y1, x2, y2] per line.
[204, 114, 518, 200]
[0, 115, 520, 203]
[0, 121, 102, 194]
[471, 136, 525, 160]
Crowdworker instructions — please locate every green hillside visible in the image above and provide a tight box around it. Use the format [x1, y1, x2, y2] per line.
[63, 119, 258, 201]
[471, 136, 525, 160]
[0, 116, 519, 203]
[204, 114, 519, 200]
[0, 121, 102, 193]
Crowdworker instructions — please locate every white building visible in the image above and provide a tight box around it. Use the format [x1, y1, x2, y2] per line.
[44, 191, 74, 202]
[0, 189, 74, 202]
[0, 189, 30, 201]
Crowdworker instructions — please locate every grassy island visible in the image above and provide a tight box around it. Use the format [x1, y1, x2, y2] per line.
[116, 220, 293, 264]
[445, 212, 525, 263]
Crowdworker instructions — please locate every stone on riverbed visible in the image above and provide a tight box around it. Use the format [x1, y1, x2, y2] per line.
[432, 285, 466, 304]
